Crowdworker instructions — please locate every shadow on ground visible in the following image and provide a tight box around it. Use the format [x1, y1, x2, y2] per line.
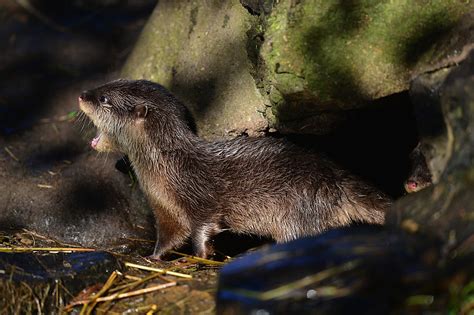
[0, 0, 157, 252]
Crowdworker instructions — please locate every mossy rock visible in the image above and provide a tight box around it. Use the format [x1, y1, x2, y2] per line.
[123, 0, 474, 137]
[263, 1, 473, 118]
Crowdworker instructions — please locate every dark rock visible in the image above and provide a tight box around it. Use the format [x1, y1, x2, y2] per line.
[389, 49, 474, 248]
[217, 226, 472, 314]
[0, 251, 120, 313]
[0, 251, 119, 284]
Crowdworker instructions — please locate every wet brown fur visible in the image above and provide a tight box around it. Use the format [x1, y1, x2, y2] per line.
[79, 79, 392, 258]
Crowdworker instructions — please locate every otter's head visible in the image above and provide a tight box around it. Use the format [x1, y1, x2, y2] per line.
[404, 143, 433, 193]
[79, 79, 193, 154]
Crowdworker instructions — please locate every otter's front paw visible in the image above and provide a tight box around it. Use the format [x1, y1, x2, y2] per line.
[146, 254, 163, 261]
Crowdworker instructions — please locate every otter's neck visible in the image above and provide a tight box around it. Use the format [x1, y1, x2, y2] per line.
[124, 120, 210, 203]
[126, 115, 200, 163]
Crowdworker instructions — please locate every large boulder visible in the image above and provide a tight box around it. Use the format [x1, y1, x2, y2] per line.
[123, 0, 474, 138]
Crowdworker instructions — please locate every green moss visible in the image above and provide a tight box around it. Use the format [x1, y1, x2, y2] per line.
[262, 0, 473, 114]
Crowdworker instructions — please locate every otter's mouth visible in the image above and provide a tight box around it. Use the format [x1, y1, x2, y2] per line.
[404, 180, 421, 193]
[79, 95, 118, 153]
[89, 130, 117, 153]
[91, 133, 102, 149]
[78, 101, 105, 150]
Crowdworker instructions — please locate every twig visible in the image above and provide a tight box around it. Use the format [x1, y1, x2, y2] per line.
[108, 272, 168, 294]
[99, 282, 177, 302]
[4, 147, 19, 162]
[81, 271, 119, 315]
[124, 275, 142, 281]
[124, 262, 192, 279]
[21, 229, 81, 248]
[37, 184, 54, 189]
[0, 247, 95, 253]
[101, 270, 176, 312]
[68, 282, 176, 307]
[169, 250, 226, 266]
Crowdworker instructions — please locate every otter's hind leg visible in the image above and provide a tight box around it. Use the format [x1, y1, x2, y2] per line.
[191, 223, 221, 258]
[149, 218, 189, 260]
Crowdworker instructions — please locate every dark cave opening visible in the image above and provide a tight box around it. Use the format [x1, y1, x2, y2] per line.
[284, 91, 420, 200]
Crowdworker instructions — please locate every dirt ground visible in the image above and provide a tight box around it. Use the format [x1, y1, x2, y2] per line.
[0, 0, 159, 250]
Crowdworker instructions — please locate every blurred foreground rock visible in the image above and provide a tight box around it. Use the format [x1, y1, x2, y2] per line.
[217, 226, 473, 314]
[389, 49, 474, 247]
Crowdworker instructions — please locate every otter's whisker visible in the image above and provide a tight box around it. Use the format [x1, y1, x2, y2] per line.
[77, 116, 86, 131]
[77, 113, 89, 132]
[103, 151, 110, 168]
[75, 111, 92, 133]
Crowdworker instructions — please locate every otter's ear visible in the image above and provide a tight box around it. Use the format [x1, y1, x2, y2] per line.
[134, 104, 148, 119]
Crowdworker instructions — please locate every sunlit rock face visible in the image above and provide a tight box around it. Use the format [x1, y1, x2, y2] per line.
[123, 0, 473, 138]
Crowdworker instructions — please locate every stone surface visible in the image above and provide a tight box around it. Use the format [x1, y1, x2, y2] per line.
[217, 226, 473, 314]
[123, 0, 474, 137]
[122, 0, 269, 139]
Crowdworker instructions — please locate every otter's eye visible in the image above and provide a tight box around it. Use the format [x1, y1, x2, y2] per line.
[99, 96, 109, 104]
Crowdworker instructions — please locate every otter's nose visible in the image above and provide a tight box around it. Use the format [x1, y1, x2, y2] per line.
[79, 90, 91, 101]
[405, 180, 418, 192]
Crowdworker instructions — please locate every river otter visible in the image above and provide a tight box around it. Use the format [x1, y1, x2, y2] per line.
[404, 143, 433, 193]
[79, 79, 391, 259]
